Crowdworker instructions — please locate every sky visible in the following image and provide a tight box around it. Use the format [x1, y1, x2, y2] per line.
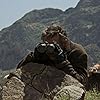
[0, 0, 80, 30]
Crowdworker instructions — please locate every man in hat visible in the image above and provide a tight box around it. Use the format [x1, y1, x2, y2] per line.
[41, 24, 88, 85]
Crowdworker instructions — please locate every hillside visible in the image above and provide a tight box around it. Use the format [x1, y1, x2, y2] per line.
[0, 0, 100, 70]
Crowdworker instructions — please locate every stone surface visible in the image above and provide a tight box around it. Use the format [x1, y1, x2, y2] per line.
[1, 62, 85, 100]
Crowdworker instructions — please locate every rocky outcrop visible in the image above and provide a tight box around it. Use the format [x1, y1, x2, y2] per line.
[1, 63, 85, 100]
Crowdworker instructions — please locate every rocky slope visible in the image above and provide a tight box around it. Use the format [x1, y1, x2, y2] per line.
[0, 0, 100, 70]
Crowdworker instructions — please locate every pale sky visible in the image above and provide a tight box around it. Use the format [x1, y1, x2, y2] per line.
[0, 0, 80, 30]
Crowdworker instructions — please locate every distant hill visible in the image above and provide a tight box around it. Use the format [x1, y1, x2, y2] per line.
[0, 0, 100, 70]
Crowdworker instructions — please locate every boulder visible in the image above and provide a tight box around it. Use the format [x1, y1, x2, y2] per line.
[1, 62, 85, 100]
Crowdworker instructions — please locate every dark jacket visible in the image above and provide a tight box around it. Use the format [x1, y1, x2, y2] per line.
[66, 42, 88, 70]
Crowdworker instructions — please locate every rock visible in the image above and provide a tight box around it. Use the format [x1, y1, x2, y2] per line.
[53, 85, 85, 100]
[1, 62, 85, 100]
